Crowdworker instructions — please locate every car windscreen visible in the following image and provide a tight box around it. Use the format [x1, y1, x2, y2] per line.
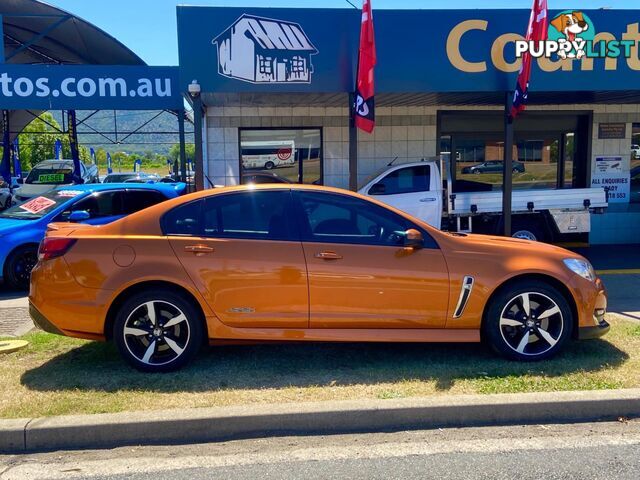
[25, 167, 73, 185]
[0, 190, 83, 220]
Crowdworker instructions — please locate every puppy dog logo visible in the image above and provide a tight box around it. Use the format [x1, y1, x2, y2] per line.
[549, 11, 595, 59]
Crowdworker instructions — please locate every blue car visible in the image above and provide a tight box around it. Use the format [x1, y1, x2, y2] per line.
[0, 182, 185, 290]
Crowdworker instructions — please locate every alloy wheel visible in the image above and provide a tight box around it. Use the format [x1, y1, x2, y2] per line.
[13, 250, 38, 287]
[122, 300, 191, 367]
[499, 292, 564, 357]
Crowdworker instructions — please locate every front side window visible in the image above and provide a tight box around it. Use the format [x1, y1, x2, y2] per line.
[298, 191, 431, 247]
[66, 191, 125, 218]
[203, 191, 295, 241]
[370, 165, 430, 195]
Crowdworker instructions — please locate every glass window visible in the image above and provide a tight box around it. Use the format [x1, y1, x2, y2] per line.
[298, 191, 426, 247]
[162, 200, 202, 236]
[369, 165, 431, 195]
[240, 128, 322, 185]
[123, 190, 167, 214]
[69, 191, 124, 218]
[631, 123, 640, 203]
[203, 191, 295, 241]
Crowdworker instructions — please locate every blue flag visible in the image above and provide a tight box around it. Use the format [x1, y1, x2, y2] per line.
[1, 111, 11, 184]
[54, 139, 63, 160]
[187, 159, 193, 172]
[134, 158, 142, 173]
[107, 153, 113, 174]
[90, 147, 96, 165]
[12, 138, 21, 179]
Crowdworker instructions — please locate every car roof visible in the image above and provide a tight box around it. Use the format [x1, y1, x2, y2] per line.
[56, 182, 185, 195]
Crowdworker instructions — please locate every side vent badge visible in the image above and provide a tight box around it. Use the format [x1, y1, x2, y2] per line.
[453, 276, 474, 319]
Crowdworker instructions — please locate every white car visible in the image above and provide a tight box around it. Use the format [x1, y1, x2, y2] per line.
[14, 159, 99, 202]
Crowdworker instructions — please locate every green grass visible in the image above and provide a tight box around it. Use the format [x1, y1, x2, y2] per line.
[0, 317, 638, 419]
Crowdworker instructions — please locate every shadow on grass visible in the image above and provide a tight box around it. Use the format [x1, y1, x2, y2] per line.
[20, 338, 629, 394]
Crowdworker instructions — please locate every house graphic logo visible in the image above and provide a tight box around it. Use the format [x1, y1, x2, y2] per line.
[212, 14, 319, 84]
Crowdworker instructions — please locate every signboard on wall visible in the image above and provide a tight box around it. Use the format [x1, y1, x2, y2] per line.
[598, 123, 627, 139]
[591, 156, 630, 203]
[0, 65, 182, 110]
[177, 7, 640, 94]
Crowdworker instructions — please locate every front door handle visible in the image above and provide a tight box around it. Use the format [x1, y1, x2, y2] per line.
[420, 197, 437, 202]
[184, 245, 214, 255]
[314, 251, 343, 260]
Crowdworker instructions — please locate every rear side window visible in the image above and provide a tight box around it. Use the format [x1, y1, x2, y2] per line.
[70, 191, 125, 218]
[370, 165, 430, 195]
[203, 191, 295, 241]
[124, 190, 167, 214]
[163, 200, 202, 236]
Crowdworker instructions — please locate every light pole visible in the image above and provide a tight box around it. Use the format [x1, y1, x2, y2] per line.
[188, 80, 205, 191]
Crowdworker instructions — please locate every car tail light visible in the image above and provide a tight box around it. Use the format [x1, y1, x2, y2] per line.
[38, 238, 77, 261]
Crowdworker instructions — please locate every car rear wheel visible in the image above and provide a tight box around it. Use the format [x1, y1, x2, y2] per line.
[264, 161, 275, 170]
[4, 246, 38, 290]
[113, 289, 204, 372]
[483, 281, 573, 361]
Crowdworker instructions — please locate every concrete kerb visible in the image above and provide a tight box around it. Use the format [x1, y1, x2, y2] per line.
[1, 388, 640, 453]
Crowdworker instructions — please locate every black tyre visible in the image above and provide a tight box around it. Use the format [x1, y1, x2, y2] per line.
[264, 161, 275, 170]
[483, 281, 574, 361]
[4, 245, 38, 290]
[512, 167, 520, 173]
[113, 289, 204, 372]
[511, 222, 546, 242]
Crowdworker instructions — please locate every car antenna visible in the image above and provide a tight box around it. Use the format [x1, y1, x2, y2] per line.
[387, 156, 399, 167]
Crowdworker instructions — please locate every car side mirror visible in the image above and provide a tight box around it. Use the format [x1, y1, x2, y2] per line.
[369, 182, 386, 195]
[68, 210, 91, 222]
[404, 228, 424, 249]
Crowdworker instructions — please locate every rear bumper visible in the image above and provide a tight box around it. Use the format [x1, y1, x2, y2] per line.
[29, 301, 64, 336]
[579, 319, 610, 340]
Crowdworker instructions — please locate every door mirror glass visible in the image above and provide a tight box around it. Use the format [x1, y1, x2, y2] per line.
[369, 182, 386, 195]
[403, 228, 424, 249]
[68, 210, 91, 222]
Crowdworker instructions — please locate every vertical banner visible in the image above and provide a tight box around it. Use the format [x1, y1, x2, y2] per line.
[353, 0, 377, 134]
[107, 153, 113, 174]
[54, 139, 63, 160]
[134, 158, 142, 173]
[90, 147, 97, 165]
[511, 0, 548, 119]
[187, 159, 193, 173]
[67, 110, 83, 184]
[12, 137, 21, 179]
[0, 110, 11, 184]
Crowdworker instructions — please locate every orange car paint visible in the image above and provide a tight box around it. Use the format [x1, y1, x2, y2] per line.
[29, 184, 607, 344]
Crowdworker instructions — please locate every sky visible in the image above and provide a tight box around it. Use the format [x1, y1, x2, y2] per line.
[49, 0, 637, 66]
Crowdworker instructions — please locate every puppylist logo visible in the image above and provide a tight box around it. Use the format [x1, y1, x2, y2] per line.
[515, 10, 635, 60]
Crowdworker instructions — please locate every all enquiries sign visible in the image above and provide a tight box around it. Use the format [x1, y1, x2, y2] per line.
[0, 65, 182, 110]
[591, 156, 630, 203]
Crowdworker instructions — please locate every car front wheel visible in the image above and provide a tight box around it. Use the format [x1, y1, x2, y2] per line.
[113, 289, 204, 372]
[483, 281, 573, 361]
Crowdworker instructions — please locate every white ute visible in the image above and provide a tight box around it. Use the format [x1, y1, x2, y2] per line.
[359, 158, 608, 242]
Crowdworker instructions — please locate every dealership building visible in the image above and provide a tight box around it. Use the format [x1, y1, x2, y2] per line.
[176, 6, 640, 245]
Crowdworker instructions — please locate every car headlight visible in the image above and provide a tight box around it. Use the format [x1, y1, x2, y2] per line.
[563, 258, 596, 282]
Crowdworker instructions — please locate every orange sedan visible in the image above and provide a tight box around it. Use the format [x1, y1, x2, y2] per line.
[29, 185, 609, 372]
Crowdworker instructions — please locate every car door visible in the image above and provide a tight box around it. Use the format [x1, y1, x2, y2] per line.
[166, 190, 309, 329]
[365, 165, 442, 228]
[295, 190, 449, 329]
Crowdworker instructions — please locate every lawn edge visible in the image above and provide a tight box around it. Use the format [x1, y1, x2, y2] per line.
[2, 388, 640, 453]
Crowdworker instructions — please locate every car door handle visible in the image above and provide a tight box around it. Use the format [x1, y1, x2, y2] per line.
[314, 251, 343, 260]
[420, 197, 437, 202]
[184, 245, 214, 254]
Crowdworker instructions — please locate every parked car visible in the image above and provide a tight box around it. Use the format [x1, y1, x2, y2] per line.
[14, 160, 99, 202]
[461, 161, 525, 174]
[631, 144, 640, 159]
[29, 185, 608, 372]
[241, 172, 292, 184]
[103, 172, 158, 184]
[0, 182, 185, 290]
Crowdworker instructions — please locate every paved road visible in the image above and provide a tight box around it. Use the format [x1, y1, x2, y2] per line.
[1, 421, 639, 479]
[0, 290, 29, 337]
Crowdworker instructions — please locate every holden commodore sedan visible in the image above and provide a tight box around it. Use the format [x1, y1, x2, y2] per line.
[29, 185, 609, 372]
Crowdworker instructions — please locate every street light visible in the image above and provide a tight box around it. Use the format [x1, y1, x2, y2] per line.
[187, 80, 205, 191]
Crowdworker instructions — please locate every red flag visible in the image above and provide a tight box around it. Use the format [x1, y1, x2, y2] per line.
[354, 0, 376, 133]
[511, 0, 548, 119]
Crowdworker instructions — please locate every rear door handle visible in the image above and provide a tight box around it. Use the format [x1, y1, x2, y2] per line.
[314, 251, 343, 260]
[420, 197, 437, 202]
[184, 245, 214, 255]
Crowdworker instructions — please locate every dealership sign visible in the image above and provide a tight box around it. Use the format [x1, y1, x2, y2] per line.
[178, 7, 640, 94]
[0, 65, 182, 110]
[591, 156, 630, 203]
